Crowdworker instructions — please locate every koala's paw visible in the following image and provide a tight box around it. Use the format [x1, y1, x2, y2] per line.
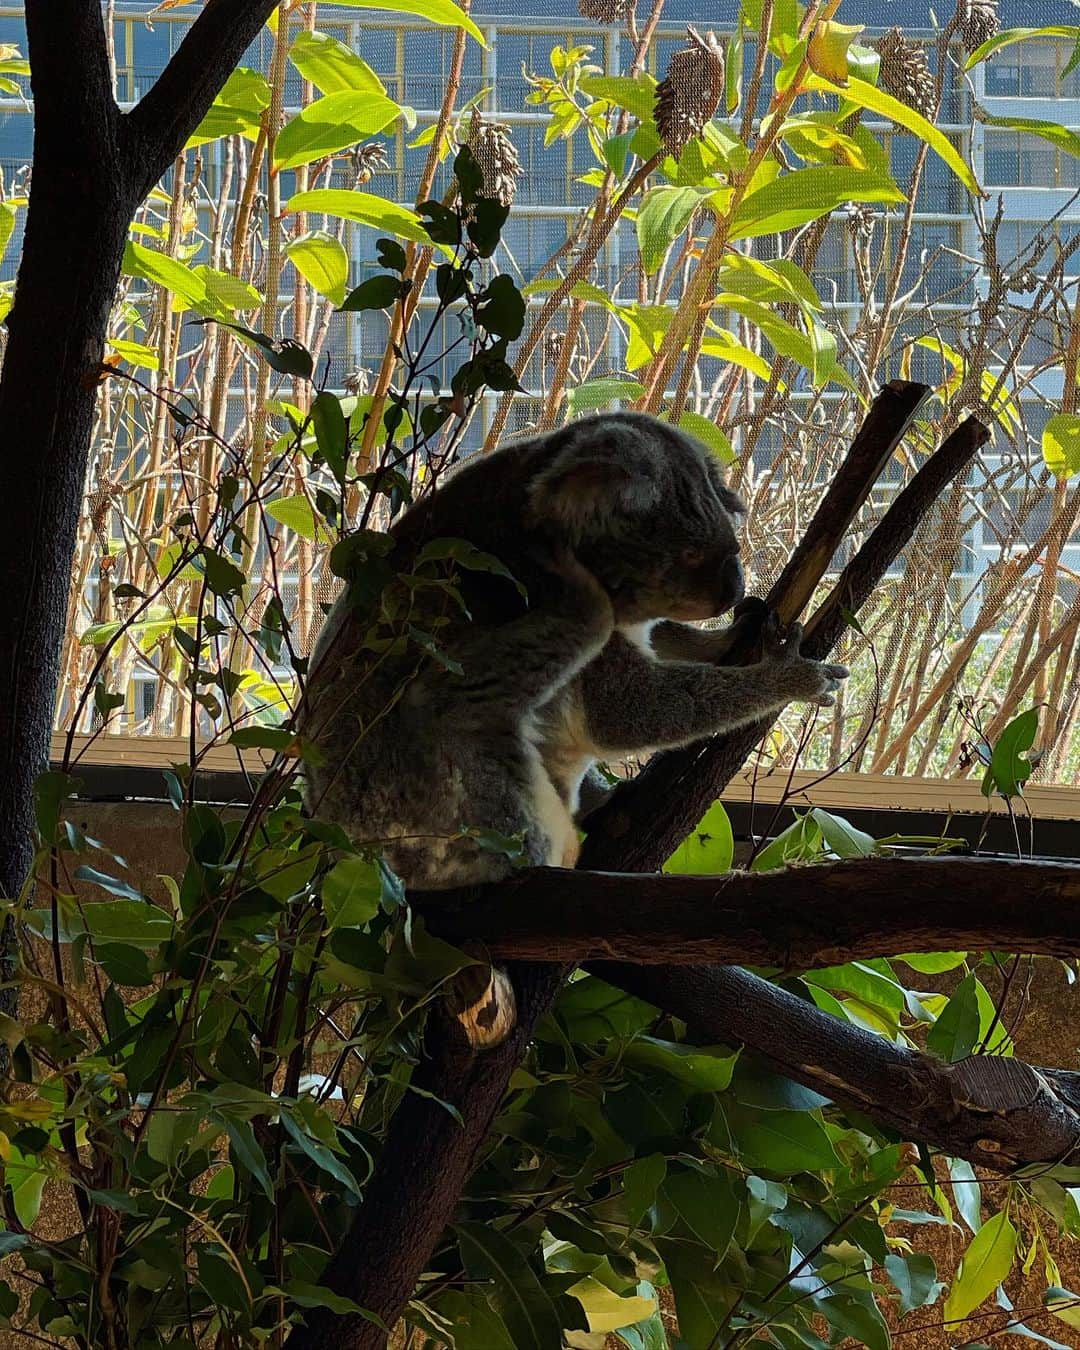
[729, 596, 772, 648]
[763, 617, 849, 707]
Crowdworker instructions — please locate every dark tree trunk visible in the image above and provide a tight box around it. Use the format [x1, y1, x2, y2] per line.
[0, 0, 280, 1006]
[0, 0, 133, 1003]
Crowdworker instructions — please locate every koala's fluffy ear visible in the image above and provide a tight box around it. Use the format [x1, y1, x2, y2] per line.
[528, 435, 661, 534]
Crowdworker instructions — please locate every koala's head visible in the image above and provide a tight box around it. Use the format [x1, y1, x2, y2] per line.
[526, 411, 746, 623]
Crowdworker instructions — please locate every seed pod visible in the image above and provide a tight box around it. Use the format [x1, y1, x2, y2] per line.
[466, 111, 523, 207]
[956, 0, 999, 55]
[874, 27, 936, 121]
[578, 0, 628, 23]
[655, 26, 726, 159]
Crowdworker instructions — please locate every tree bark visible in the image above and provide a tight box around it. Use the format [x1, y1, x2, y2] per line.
[422, 856, 1080, 966]
[0, 0, 279, 1005]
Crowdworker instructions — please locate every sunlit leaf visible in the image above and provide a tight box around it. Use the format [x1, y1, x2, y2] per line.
[274, 91, 405, 171]
[289, 29, 386, 94]
[285, 231, 350, 305]
[944, 1209, 1017, 1323]
[284, 189, 431, 243]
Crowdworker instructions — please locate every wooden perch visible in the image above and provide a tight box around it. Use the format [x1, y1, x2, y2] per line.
[421, 857, 1080, 966]
[600, 961, 1080, 1172]
[287, 389, 989, 1350]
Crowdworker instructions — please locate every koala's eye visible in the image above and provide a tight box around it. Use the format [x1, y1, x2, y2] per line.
[681, 546, 705, 568]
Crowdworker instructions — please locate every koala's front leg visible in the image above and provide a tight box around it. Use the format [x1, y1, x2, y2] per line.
[650, 597, 771, 664]
[580, 616, 848, 756]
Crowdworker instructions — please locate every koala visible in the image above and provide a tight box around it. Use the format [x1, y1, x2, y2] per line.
[300, 411, 847, 1042]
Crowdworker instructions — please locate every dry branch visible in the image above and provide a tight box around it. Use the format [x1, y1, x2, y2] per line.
[421, 857, 1080, 966]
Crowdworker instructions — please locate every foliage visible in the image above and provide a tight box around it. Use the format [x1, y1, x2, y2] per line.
[3, 0, 1080, 1347]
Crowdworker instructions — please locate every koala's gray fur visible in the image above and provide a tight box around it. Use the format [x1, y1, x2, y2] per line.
[300, 411, 847, 890]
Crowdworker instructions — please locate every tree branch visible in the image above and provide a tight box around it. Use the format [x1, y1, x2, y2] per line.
[421, 856, 1080, 966]
[597, 961, 1080, 1172]
[123, 0, 280, 196]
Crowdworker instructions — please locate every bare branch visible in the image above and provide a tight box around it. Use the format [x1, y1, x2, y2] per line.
[123, 0, 280, 196]
[422, 856, 1080, 966]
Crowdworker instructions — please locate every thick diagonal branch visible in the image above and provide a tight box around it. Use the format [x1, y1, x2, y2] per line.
[598, 961, 1080, 1172]
[422, 857, 1080, 966]
[124, 0, 281, 196]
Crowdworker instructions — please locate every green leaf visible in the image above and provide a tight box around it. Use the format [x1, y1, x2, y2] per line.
[672, 410, 736, 465]
[943, 1208, 1017, 1323]
[1044, 1286, 1080, 1331]
[569, 1275, 657, 1334]
[658, 1240, 729, 1348]
[279, 1282, 385, 1325]
[312, 390, 349, 485]
[95, 943, 152, 987]
[566, 378, 646, 416]
[926, 971, 981, 1062]
[339, 274, 404, 311]
[195, 266, 262, 312]
[455, 1221, 563, 1350]
[286, 231, 350, 305]
[330, 0, 485, 43]
[73, 865, 147, 903]
[885, 1251, 944, 1314]
[717, 296, 855, 390]
[188, 67, 270, 147]
[323, 857, 382, 929]
[284, 189, 430, 244]
[731, 1108, 841, 1173]
[730, 164, 905, 239]
[554, 976, 656, 1042]
[434, 1291, 517, 1349]
[809, 807, 877, 858]
[123, 241, 209, 311]
[965, 26, 1080, 70]
[663, 800, 734, 875]
[265, 493, 328, 542]
[949, 1157, 983, 1234]
[636, 186, 703, 275]
[661, 1168, 740, 1256]
[700, 327, 774, 382]
[222, 1118, 275, 1202]
[274, 91, 405, 171]
[750, 815, 823, 872]
[280, 1109, 360, 1195]
[621, 1036, 738, 1093]
[580, 72, 658, 121]
[981, 706, 1039, 800]
[289, 29, 386, 94]
[1042, 413, 1080, 481]
[229, 727, 296, 751]
[623, 1154, 666, 1229]
[816, 1294, 889, 1350]
[977, 110, 1080, 165]
[197, 1251, 250, 1314]
[80, 901, 174, 946]
[804, 74, 981, 196]
[201, 547, 247, 598]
